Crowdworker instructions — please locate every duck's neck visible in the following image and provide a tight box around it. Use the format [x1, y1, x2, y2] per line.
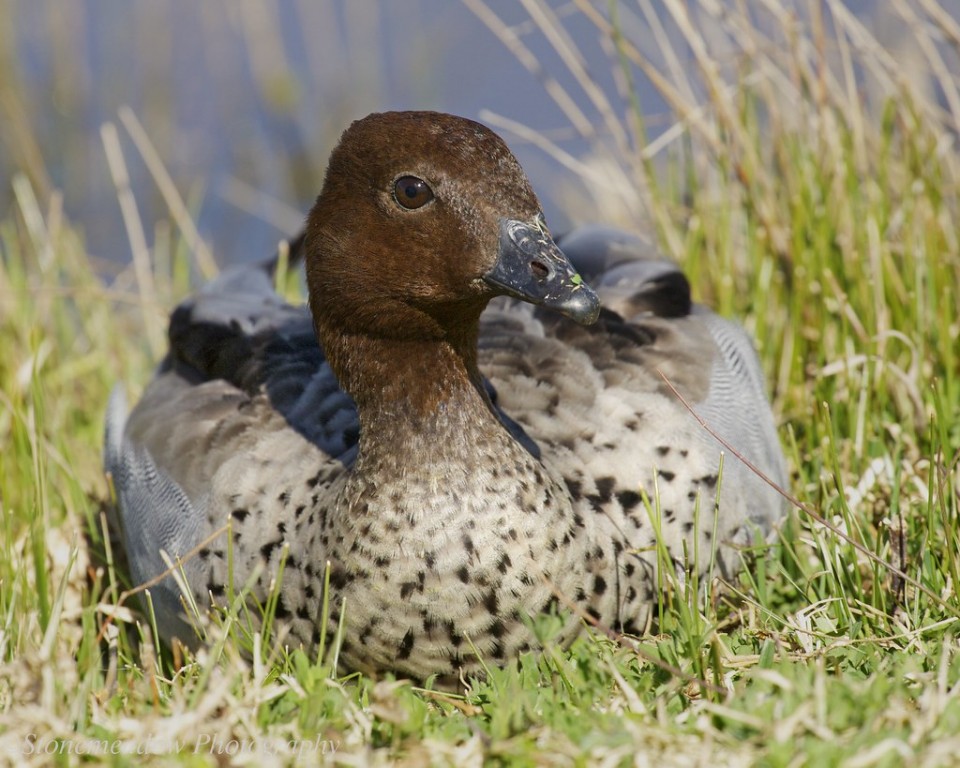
[326, 328, 509, 474]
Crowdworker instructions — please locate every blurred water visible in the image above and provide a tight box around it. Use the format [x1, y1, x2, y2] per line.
[0, 0, 951, 268]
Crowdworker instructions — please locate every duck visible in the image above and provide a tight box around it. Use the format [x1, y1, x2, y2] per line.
[104, 110, 787, 682]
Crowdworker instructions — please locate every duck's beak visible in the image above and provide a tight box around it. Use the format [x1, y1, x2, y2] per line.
[484, 219, 600, 325]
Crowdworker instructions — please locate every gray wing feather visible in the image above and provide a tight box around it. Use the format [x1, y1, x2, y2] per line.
[105, 387, 205, 642]
[694, 311, 788, 530]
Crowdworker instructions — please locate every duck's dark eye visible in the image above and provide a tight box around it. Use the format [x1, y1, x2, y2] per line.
[393, 176, 434, 210]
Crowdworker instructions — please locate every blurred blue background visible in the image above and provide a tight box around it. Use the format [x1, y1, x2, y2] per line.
[0, 0, 949, 267]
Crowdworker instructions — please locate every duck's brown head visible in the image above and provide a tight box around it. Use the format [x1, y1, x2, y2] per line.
[304, 111, 598, 348]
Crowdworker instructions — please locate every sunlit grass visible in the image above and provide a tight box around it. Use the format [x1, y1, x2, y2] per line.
[2, 1, 960, 765]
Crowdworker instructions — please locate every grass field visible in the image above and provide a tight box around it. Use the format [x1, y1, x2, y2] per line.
[2, 2, 960, 766]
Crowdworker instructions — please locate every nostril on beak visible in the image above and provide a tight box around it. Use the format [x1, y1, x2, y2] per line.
[530, 260, 550, 280]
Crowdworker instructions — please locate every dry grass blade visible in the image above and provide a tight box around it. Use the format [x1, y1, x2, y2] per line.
[100, 122, 165, 358]
[462, 0, 595, 137]
[477, 110, 598, 178]
[918, 0, 960, 52]
[891, 0, 960, 137]
[572, 0, 726, 158]
[95, 520, 229, 645]
[636, 0, 698, 107]
[518, 0, 631, 154]
[219, 175, 307, 234]
[117, 106, 219, 280]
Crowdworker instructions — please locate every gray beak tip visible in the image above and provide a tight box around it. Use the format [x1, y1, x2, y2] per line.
[485, 218, 601, 324]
